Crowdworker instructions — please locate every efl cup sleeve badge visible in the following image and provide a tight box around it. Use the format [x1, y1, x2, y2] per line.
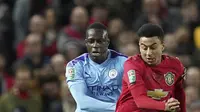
[109, 69, 118, 79]
[164, 72, 175, 86]
[66, 67, 75, 80]
[128, 70, 136, 84]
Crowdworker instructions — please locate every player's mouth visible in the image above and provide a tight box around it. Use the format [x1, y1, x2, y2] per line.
[91, 51, 101, 56]
[146, 58, 155, 63]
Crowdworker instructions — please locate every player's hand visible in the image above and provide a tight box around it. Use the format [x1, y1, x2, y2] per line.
[164, 98, 180, 111]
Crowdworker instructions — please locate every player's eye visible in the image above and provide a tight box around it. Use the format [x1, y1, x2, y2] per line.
[141, 45, 148, 50]
[97, 39, 106, 44]
[96, 40, 102, 43]
[150, 45, 158, 50]
[86, 39, 94, 43]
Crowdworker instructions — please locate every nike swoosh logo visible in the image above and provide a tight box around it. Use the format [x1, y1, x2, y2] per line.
[85, 72, 91, 78]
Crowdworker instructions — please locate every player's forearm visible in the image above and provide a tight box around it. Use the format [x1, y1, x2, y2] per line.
[74, 94, 116, 111]
[69, 83, 116, 111]
[134, 95, 165, 110]
[129, 85, 165, 110]
[78, 99, 115, 111]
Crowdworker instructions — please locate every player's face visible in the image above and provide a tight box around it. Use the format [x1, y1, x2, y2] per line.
[139, 36, 164, 66]
[85, 29, 109, 62]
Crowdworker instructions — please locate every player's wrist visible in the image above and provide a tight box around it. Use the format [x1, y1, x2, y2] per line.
[164, 102, 169, 111]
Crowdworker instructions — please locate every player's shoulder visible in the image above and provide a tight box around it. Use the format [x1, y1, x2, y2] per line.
[126, 54, 143, 64]
[67, 53, 89, 67]
[163, 55, 182, 66]
[110, 49, 128, 59]
[163, 55, 185, 77]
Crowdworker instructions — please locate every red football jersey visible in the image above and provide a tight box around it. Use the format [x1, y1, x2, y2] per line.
[116, 54, 186, 112]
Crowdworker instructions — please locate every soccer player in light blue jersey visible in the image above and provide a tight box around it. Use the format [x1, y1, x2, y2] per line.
[65, 22, 127, 112]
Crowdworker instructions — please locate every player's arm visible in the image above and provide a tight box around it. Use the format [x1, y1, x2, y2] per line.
[66, 62, 115, 111]
[174, 65, 186, 112]
[124, 61, 178, 111]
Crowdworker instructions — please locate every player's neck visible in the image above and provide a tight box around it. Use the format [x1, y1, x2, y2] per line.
[92, 51, 109, 64]
[154, 56, 163, 66]
[147, 56, 163, 67]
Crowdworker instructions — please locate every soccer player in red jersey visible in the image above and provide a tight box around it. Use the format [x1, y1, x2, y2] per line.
[116, 23, 186, 112]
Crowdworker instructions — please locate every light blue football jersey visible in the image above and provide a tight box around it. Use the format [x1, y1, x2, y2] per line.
[66, 49, 127, 112]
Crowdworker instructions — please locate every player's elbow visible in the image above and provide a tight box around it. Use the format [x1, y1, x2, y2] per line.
[134, 97, 147, 109]
[80, 106, 89, 110]
[77, 101, 91, 110]
[135, 100, 144, 109]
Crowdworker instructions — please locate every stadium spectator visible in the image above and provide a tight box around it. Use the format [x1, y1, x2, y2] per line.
[0, 54, 14, 95]
[186, 66, 200, 88]
[108, 18, 125, 50]
[57, 6, 88, 53]
[13, 0, 49, 47]
[39, 74, 63, 112]
[185, 86, 199, 111]
[14, 33, 50, 76]
[0, 65, 42, 112]
[51, 54, 66, 76]
[89, 2, 109, 26]
[190, 100, 200, 112]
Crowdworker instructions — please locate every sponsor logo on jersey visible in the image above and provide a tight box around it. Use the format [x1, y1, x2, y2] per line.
[147, 89, 168, 100]
[164, 72, 175, 86]
[88, 85, 119, 96]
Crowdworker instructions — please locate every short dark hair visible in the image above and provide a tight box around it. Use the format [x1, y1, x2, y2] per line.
[86, 22, 108, 38]
[38, 74, 60, 87]
[87, 22, 107, 31]
[137, 23, 164, 41]
[92, 1, 108, 10]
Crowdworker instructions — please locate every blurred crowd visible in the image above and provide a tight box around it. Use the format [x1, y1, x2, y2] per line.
[0, 0, 200, 112]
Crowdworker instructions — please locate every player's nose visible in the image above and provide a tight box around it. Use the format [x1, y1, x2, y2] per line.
[146, 48, 153, 57]
[92, 41, 100, 47]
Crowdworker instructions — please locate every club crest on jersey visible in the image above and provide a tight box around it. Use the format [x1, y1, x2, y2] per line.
[109, 69, 118, 79]
[128, 70, 136, 84]
[164, 72, 175, 86]
[67, 67, 75, 80]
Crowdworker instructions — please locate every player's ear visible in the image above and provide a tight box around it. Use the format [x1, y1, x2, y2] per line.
[106, 38, 110, 47]
[85, 39, 88, 45]
[161, 40, 165, 51]
[162, 44, 165, 51]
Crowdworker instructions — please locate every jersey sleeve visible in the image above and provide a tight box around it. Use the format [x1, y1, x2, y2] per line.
[176, 57, 187, 82]
[174, 59, 186, 112]
[66, 61, 84, 88]
[65, 61, 116, 111]
[123, 60, 166, 110]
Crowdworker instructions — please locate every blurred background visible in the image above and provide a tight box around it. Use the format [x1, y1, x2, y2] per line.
[0, 0, 199, 112]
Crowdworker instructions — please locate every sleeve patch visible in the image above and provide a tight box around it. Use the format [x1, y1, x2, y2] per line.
[128, 70, 136, 84]
[66, 67, 75, 80]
